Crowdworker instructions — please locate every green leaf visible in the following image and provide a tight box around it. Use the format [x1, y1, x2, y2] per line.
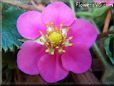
[76, 12, 93, 18]
[93, 13, 106, 29]
[2, 4, 25, 52]
[92, 7, 109, 29]
[92, 7, 109, 17]
[60, 0, 69, 3]
[104, 36, 114, 65]
[76, 6, 109, 29]
[104, 26, 114, 65]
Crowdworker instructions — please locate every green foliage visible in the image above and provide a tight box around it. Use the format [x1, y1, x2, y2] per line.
[101, 26, 114, 84]
[104, 26, 114, 64]
[76, 6, 109, 29]
[104, 36, 114, 65]
[92, 7, 109, 17]
[2, 4, 25, 52]
[60, 0, 69, 3]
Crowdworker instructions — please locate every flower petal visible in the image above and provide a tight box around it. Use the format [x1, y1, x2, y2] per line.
[94, 0, 105, 3]
[17, 11, 46, 39]
[17, 41, 45, 75]
[38, 54, 69, 83]
[106, 0, 114, 6]
[69, 19, 97, 48]
[94, 0, 114, 6]
[42, 1, 75, 26]
[61, 44, 92, 73]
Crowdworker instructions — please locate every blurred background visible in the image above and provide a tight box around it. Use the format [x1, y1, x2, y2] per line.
[1, 0, 114, 85]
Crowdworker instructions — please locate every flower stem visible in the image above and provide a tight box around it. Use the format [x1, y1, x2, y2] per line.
[0, 0, 43, 11]
[103, 10, 112, 33]
[69, 0, 75, 15]
[90, 19, 109, 67]
[93, 43, 109, 67]
[93, 9, 112, 67]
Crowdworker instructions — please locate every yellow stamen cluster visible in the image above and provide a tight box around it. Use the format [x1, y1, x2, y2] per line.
[48, 32, 63, 45]
[39, 22, 73, 55]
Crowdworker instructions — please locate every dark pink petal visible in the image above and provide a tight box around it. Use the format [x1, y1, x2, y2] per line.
[106, 0, 114, 6]
[61, 44, 92, 73]
[94, 0, 105, 3]
[94, 0, 114, 6]
[42, 1, 75, 26]
[17, 11, 46, 39]
[69, 19, 97, 48]
[17, 41, 45, 75]
[38, 54, 69, 83]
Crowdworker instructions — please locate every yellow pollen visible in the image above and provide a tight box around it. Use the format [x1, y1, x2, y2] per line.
[48, 32, 63, 45]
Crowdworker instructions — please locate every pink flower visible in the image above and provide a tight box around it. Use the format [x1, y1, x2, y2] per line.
[94, 0, 114, 6]
[16, 1, 97, 83]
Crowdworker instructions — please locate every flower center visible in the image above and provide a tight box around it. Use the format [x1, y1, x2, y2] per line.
[48, 32, 63, 45]
[35, 22, 73, 55]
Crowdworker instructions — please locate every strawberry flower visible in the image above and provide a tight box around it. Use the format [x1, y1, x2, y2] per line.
[94, 0, 114, 6]
[17, 1, 97, 83]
